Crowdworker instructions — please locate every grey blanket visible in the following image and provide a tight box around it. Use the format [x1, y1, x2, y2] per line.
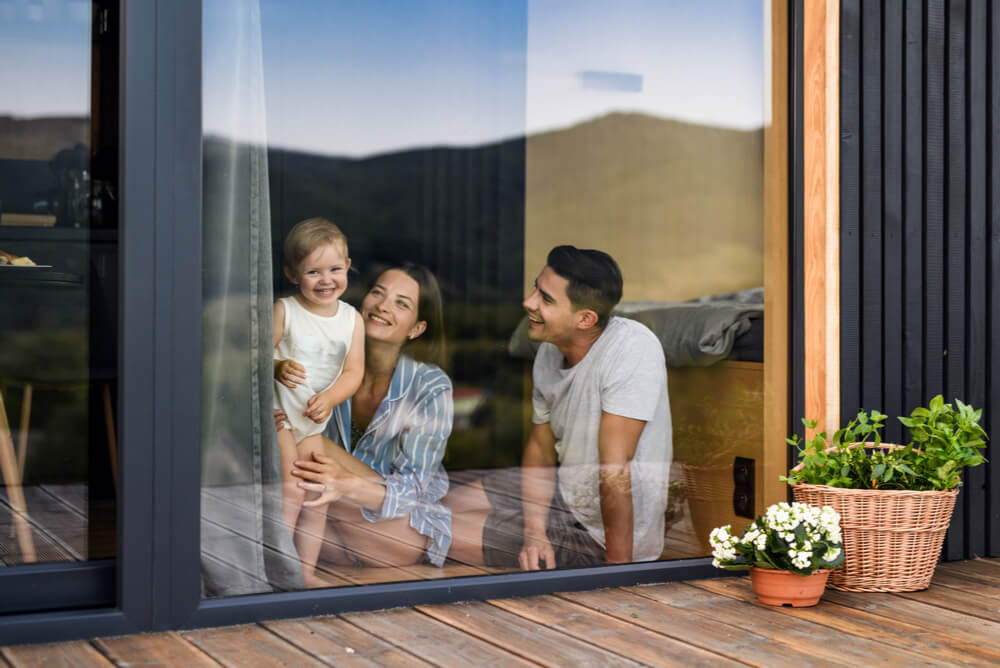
[508, 301, 763, 367]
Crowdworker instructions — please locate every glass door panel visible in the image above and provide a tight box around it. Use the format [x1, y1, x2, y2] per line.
[201, 0, 782, 596]
[0, 0, 118, 583]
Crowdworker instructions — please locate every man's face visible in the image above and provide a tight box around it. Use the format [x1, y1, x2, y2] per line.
[522, 265, 579, 345]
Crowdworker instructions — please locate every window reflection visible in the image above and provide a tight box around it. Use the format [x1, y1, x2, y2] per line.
[0, 0, 118, 569]
[201, 0, 771, 594]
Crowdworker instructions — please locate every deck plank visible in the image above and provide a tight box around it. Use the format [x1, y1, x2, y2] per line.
[182, 624, 326, 667]
[264, 616, 432, 667]
[822, 589, 1000, 648]
[690, 576, 1000, 665]
[1, 642, 113, 668]
[563, 585, 849, 668]
[929, 571, 1000, 597]
[489, 593, 740, 667]
[416, 599, 645, 667]
[95, 632, 219, 667]
[892, 583, 1000, 622]
[938, 558, 1000, 583]
[340, 607, 536, 667]
[622, 581, 940, 665]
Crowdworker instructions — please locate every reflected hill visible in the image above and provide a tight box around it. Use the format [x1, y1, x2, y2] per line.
[1, 112, 763, 306]
[526, 112, 763, 302]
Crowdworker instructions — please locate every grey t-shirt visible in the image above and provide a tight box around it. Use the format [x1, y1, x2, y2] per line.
[532, 316, 672, 561]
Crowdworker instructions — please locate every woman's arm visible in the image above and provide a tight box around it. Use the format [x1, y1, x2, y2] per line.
[291, 367, 454, 565]
[296, 376, 453, 513]
[295, 438, 388, 509]
[370, 379, 452, 520]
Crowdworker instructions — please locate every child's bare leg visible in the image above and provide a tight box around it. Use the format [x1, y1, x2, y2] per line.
[277, 428, 305, 542]
[295, 434, 333, 587]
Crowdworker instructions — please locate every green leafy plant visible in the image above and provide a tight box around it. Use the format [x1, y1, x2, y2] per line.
[781, 396, 988, 491]
[710, 501, 845, 574]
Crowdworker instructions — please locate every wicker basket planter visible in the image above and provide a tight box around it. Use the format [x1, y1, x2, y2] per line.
[791, 482, 959, 592]
[678, 462, 733, 549]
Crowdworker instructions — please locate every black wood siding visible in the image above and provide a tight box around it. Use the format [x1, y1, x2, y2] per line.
[840, 0, 998, 558]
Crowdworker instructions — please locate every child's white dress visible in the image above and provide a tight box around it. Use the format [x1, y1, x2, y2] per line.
[273, 296, 356, 443]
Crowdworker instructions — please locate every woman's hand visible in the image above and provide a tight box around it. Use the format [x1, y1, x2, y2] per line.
[305, 391, 336, 424]
[292, 452, 351, 506]
[275, 359, 307, 388]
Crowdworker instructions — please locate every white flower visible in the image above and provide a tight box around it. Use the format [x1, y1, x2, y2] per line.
[823, 547, 841, 562]
[709, 525, 733, 547]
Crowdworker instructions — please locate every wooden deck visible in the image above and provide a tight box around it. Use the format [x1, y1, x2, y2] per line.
[2, 558, 998, 666]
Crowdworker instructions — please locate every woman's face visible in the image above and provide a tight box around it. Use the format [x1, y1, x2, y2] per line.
[361, 269, 427, 346]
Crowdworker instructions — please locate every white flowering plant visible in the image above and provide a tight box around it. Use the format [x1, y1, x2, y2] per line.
[709, 502, 845, 574]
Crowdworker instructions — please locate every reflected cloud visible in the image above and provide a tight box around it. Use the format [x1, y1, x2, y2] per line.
[579, 71, 643, 93]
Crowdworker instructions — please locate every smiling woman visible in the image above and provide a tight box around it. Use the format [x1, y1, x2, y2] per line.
[284, 264, 454, 574]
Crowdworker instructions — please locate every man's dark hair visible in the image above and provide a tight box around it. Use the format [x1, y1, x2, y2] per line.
[546, 245, 623, 327]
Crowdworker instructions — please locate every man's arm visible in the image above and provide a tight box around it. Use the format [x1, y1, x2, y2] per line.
[598, 411, 646, 564]
[520, 422, 558, 570]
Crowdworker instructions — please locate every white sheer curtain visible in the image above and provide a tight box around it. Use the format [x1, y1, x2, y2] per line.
[200, 0, 302, 596]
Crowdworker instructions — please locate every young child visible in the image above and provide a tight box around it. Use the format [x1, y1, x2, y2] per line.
[273, 217, 364, 587]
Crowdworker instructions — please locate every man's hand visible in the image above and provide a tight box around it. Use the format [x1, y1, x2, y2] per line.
[520, 423, 558, 570]
[275, 359, 307, 388]
[519, 531, 556, 570]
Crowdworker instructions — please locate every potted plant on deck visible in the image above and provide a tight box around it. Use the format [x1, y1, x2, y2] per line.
[710, 501, 844, 607]
[782, 396, 988, 592]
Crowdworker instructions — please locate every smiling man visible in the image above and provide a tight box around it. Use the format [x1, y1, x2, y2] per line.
[446, 245, 672, 569]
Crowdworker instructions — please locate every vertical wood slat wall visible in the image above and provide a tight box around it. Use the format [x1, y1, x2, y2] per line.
[839, 0, 998, 559]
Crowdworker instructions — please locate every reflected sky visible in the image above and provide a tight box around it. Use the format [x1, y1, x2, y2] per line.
[205, 0, 765, 157]
[0, 0, 766, 158]
[0, 0, 91, 118]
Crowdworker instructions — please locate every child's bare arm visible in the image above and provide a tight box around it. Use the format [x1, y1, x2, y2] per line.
[273, 300, 285, 347]
[304, 312, 365, 423]
[273, 300, 306, 387]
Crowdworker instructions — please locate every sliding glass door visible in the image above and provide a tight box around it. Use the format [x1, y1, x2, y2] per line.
[0, 0, 118, 614]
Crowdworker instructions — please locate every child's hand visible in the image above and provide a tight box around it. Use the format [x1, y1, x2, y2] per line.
[275, 359, 307, 388]
[304, 391, 336, 424]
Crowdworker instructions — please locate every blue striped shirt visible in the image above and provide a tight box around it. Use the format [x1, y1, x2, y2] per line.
[326, 355, 453, 566]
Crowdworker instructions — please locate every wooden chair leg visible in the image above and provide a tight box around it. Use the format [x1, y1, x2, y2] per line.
[16, 383, 32, 480]
[0, 390, 37, 563]
[102, 383, 117, 490]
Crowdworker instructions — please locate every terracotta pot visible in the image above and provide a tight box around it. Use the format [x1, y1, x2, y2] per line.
[749, 567, 830, 607]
